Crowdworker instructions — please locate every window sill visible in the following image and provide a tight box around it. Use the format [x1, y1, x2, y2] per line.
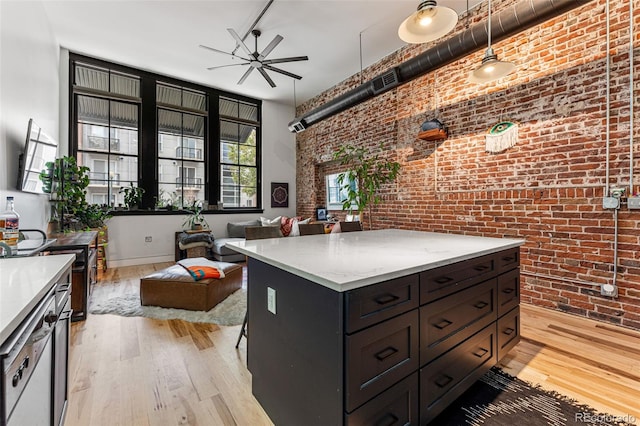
[108, 208, 264, 216]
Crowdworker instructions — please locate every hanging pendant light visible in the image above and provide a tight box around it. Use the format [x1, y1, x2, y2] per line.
[469, 0, 515, 83]
[398, 0, 458, 44]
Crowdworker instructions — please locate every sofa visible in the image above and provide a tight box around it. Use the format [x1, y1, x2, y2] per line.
[211, 219, 261, 262]
[211, 216, 315, 262]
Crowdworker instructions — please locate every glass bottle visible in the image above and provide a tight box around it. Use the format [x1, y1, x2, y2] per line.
[1, 197, 20, 255]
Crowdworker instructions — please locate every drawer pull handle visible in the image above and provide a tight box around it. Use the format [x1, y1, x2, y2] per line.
[375, 294, 400, 305]
[434, 319, 453, 330]
[375, 346, 399, 361]
[473, 348, 489, 358]
[473, 264, 489, 272]
[502, 288, 515, 294]
[473, 301, 489, 309]
[503, 256, 515, 262]
[375, 413, 399, 426]
[503, 327, 515, 336]
[434, 374, 453, 388]
[435, 276, 453, 284]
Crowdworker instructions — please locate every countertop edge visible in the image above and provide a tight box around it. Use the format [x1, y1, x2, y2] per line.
[0, 254, 75, 345]
[228, 236, 524, 292]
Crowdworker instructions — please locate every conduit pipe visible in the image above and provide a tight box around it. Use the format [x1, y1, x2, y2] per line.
[629, 0, 635, 194]
[289, 0, 594, 132]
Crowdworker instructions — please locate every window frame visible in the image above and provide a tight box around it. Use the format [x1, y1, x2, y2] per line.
[69, 52, 263, 213]
[325, 172, 358, 211]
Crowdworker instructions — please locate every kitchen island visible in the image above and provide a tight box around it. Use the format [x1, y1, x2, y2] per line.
[228, 229, 524, 425]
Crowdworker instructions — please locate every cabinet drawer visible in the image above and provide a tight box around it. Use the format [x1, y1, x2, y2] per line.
[420, 252, 497, 304]
[420, 278, 497, 364]
[497, 247, 519, 273]
[346, 274, 419, 333]
[346, 310, 419, 412]
[498, 306, 520, 361]
[497, 268, 519, 316]
[420, 323, 497, 424]
[345, 373, 418, 426]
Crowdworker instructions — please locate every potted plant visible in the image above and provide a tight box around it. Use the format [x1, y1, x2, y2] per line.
[182, 201, 209, 231]
[333, 143, 401, 230]
[119, 183, 145, 210]
[39, 156, 92, 232]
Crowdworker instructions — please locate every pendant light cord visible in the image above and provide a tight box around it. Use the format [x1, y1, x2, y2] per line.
[487, 0, 492, 49]
[359, 31, 364, 85]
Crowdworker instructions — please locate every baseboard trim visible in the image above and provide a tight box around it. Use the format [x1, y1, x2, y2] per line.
[109, 255, 174, 268]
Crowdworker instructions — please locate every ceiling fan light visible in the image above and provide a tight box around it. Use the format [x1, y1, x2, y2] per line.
[398, 1, 458, 44]
[469, 49, 516, 83]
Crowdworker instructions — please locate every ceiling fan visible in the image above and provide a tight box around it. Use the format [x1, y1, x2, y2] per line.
[200, 28, 309, 88]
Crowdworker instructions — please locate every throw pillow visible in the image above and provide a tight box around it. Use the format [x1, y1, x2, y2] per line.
[260, 216, 282, 227]
[280, 216, 302, 237]
[289, 217, 312, 237]
[227, 219, 261, 238]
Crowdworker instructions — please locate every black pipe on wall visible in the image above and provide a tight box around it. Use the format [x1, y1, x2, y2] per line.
[288, 0, 593, 133]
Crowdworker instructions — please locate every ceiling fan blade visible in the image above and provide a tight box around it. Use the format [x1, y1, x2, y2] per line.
[257, 68, 276, 87]
[227, 28, 254, 57]
[262, 56, 309, 65]
[237, 67, 255, 85]
[199, 45, 248, 61]
[263, 64, 303, 80]
[258, 35, 283, 61]
[207, 63, 249, 71]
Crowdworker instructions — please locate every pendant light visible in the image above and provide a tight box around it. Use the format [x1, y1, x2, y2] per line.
[398, 1, 458, 44]
[469, 0, 515, 83]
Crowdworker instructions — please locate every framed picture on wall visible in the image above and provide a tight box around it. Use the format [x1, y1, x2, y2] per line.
[271, 182, 289, 207]
[316, 207, 327, 221]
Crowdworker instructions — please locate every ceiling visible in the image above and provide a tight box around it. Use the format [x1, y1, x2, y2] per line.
[42, 0, 483, 106]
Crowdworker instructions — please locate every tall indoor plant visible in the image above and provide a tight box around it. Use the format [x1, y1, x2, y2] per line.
[333, 143, 400, 230]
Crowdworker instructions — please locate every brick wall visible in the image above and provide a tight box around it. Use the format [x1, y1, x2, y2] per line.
[295, 0, 640, 329]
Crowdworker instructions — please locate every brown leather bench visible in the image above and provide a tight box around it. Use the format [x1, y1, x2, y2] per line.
[140, 261, 242, 311]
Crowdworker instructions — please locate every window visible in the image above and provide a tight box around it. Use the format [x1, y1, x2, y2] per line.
[157, 83, 207, 207]
[326, 173, 357, 210]
[72, 62, 140, 208]
[219, 97, 259, 208]
[70, 53, 262, 211]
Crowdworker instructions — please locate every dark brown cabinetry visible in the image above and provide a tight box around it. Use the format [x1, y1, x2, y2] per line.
[47, 231, 98, 322]
[247, 247, 520, 425]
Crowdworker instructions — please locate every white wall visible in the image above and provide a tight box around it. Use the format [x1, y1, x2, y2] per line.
[107, 99, 297, 267]
[0, 1, 60, 230]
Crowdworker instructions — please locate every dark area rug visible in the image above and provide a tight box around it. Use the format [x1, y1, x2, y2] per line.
[431, 367, 636, 426]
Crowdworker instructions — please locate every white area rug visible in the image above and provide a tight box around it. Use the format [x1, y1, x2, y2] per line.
[89, 286, 246, 326]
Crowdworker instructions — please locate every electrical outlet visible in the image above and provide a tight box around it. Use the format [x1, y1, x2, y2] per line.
[603, 197, 620, 209]
[267, 287, 276, 314]
[144, 236, 152, 242]
[628, 196, 640, 209]
[601, 283, 618, 297]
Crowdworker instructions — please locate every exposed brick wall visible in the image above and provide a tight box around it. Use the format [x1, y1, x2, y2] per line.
[295, 0, 640, 330]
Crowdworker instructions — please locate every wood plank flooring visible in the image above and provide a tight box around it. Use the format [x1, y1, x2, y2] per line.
[65, 263, 640, 425]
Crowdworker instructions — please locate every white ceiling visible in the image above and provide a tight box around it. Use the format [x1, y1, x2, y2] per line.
[42, 0, 483, 106]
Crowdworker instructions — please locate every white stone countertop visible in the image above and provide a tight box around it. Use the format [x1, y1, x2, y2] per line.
[227, 229, 524, 292]
[0, 254, 75, 344]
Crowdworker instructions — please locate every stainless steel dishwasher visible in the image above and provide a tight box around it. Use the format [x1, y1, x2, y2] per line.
[1, 286, 58, 426]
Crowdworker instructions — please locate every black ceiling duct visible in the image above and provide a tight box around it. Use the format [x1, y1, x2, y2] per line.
[288, 0, 593, 133]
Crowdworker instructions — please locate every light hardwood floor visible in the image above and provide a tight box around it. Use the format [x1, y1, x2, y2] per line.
[65, 263, 640, 425]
